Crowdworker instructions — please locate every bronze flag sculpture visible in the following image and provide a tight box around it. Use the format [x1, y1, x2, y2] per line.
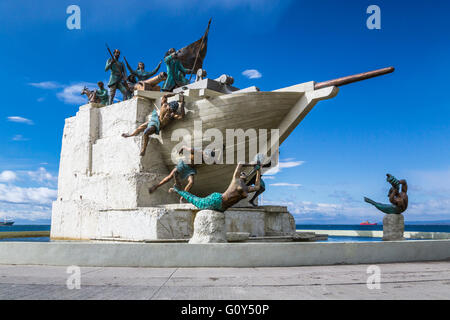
[176, 18, 211, 76]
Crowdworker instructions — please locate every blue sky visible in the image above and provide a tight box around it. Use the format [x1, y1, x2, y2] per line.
[0, 0, 449, 224]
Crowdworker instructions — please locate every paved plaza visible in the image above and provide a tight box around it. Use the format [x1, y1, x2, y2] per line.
[0, 261, 449, 299]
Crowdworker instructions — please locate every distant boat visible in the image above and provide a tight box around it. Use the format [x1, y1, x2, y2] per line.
[0, 218, 14, 226]
[360, 221, 377, 226]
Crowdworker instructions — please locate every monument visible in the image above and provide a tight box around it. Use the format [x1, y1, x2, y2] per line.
[50, 21, 395, 242]
[50, 66, 394, 242]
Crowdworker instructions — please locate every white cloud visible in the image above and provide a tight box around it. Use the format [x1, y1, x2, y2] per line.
[56, 83, 96, 105]
[12, 134, 29, 141]
[264, 160, 305, 175]
[0, 183, 57, 205]
[242, 69, 262, 79]
[26, 167, 57, 185]
[270, 182, 302, 187]
[29, 81, 97, 105]
[279, 161, 305, 168]
[7, 116, 34, 125]
[0, 167, 57, 187]
[0, 171, 17, 183]
[0, 203, 51, 221]
[29, 81, 62, 89]
[0, 167, 58, 222]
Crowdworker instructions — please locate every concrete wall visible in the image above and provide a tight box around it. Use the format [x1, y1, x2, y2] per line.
[1, 240, 448, 267]
[52, 98, 182, 240]
[297, 229, 450, 240]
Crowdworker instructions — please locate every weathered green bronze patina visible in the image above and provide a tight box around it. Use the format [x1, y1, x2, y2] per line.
[95, 81, 109, 105]
[161, 48, 189, 91]
[364, 174, 408, 214]
[105, 47, 131, 104]
[125, 59, 162, 83]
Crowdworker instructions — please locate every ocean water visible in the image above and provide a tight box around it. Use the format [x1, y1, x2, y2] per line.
[0, 237, 50, 242]
[0, 225, 50, 232]
[1, 224, 448, 243]
[0, 225, 51, 242]
[296, 224, 450, 233]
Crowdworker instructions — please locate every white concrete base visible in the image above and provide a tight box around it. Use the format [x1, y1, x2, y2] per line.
[50, 204, 295, 241]
[226, 232, 250, 242]
[0, 240, 449, 267]
[189, 210, 227, 244]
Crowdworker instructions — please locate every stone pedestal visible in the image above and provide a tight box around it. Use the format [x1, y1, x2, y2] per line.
[51, 203, 295, 241]
[383, 214, 404, 241]
[189, 210, 227, 244]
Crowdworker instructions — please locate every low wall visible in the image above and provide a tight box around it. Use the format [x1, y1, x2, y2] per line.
[0, 231, 50, 239]
[0, 240, 449, 267]
[297, 229, 450, 240]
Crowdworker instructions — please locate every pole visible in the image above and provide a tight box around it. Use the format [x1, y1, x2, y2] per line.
[314, 66, 395, 90]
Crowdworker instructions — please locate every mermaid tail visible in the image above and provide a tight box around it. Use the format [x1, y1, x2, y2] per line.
[174, 187, 224, 212]
[364, 197, 401, 214]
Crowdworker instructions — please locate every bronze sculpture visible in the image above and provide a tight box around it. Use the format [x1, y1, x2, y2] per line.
[80, 86, 100, 104]
[80, 82, 109, 105]
[121, 93, 185, 156]
[161, 48, 190, 92]
[148, 146, 216, 203]
[168, 161, 262, 212]
[246, 166, 267, 207]
[124, 58, 162, 92]
[134, 72, 167, 92]
[177, 18, 211, 81]
[105, 47, 131, 104]
[95, 81, 109, 105]
[364, 174, 408, 214]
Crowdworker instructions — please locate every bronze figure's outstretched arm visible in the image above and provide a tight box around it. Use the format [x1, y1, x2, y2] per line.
[124, 56, 134, 75]
[247, 169, 261, 193]
[148, 60, 163, 78]
[399, 179, 408, 193]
